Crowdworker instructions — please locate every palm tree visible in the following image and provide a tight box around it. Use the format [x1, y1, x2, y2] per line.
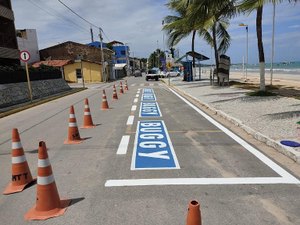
[148, 49, 165, 69]
[238, 0, 298, 92]
[163, 0, 202, 68]
[164, 0, 236, 79]
[187, 0, 236, 76]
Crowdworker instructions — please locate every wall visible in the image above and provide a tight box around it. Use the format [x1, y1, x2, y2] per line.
[17, 29, 40, 65]
[83, 61, 101, 83]
[39, 41, 113, 63]
[63, 61, 103, 83]
[0, 79, 71, 108]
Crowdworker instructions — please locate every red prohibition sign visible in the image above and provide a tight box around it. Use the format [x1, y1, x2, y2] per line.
[20, 50, 31, 62]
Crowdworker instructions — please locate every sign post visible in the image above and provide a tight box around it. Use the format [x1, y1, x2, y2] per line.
[20, 50, 32, 102]
[166, 54, 173, 86]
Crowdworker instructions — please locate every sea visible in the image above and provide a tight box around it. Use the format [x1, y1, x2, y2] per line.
[230, 61, 300, 75]
[201, 61, 300, 75]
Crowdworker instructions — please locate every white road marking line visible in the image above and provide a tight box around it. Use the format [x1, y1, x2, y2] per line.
[135, 94, 139, 98]
[150, 83, 154, 86]
[117, 135, 130, 155]
[105, 177, 300, 187]
[140, 84, 144, 87]
[127, 115, 134, 125]
[131, 105, 137, 111]
[131, 84, 136, 86]
[133, 98, 139, 103]
[169, 88, 300, 183]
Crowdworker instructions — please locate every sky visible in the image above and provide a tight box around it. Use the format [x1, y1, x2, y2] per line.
[12, 0, 300, 64]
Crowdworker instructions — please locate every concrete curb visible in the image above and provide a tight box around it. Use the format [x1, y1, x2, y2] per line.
[169, 83, 300, 164]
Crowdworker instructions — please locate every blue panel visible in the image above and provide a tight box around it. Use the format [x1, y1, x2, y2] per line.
[142, 89, 156, 101]
[140, 102, 161, 117]
[132, 121, 180, 170]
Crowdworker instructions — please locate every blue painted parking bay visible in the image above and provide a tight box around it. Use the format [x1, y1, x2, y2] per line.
[140, 102, 161, 117]
[142, 88, 156, 101]
[131, 121, 180, 170]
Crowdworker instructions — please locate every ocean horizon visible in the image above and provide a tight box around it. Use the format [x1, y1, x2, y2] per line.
[201, 61, 300, 75]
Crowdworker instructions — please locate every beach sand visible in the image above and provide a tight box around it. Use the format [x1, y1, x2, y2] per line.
[230, 71, 300, 89]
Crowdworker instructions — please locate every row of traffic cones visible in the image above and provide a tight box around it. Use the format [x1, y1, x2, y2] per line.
[3, 129, 70, 220]
[2, 81, 131, 220]
[64, 82, 129, 144]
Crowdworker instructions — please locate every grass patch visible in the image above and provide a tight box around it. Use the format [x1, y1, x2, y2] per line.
[246, 90, 278, 97]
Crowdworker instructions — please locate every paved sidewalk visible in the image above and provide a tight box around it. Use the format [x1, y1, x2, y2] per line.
[166, 76, 300, 164]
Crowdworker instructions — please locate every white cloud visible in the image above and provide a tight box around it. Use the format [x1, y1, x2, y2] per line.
[11, 0, 300, 64]
[288, 25, 300, 29]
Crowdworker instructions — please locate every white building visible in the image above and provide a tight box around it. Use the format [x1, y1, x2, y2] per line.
[17, 29, 40, 65]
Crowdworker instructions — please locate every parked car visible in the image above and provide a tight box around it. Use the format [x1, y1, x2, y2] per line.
[166, 69, 180, 77]
[134, 70, 142, 77]
[159, 70, 167, 78]
[146, 68, 160, 81]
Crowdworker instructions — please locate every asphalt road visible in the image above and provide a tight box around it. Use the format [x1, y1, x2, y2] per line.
[0, 77, 299, 225]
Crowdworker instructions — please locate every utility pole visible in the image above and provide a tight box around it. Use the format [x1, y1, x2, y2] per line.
[90, 26, 94, 42]
[99, 28, 105, 82]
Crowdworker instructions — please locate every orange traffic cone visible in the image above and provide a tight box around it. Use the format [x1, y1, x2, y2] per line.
[3, 128, 36, 195]
[112, 84, 118, 100]
[64, 106, 83, 144]
[81, 98, 95, 129]
[119, 81, 124, 94]
[186, 200, 202, 225]
[125, 80, 129, 91]
[24, 141, 71, 220]
[101, 90, 109, 110]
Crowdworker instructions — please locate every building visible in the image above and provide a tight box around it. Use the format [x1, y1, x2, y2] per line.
[0, 0, 19, 65]
[17, 29, 40, 65]
[32, 59, 104, 83]
[39, 41, 114, 82]
[88, 40, 129, 64]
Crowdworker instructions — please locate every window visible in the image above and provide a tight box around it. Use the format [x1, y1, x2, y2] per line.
[76, 69, 82, 78]
[121, 50, 126, 56]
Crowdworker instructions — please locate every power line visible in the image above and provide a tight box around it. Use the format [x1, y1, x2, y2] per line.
[57, 0, 111, 42]
[26, 0, 88, 33]
[57, 0, 99, 29]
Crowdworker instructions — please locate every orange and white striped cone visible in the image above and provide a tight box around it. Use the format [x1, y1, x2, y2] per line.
[125, 80, 129, 91]
[3, 128, 36, 195]
[112, 84, 118, 100]
[101, 89, 109, 110]
[186, 200, 202, 225]
[119, 81, 124, 94]
[24, 141, 71, 220]
[81, 98, 95, 129]
[64, 106, 83, 144]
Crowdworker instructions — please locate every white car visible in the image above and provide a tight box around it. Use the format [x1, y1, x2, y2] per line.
[166, 70, 180, 77]
[159, 71, 168, 78]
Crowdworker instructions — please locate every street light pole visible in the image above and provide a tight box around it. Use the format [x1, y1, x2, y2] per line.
[124, 42, 130, 76]
[99, 28, 105, 82]
[239, 23, 248, 81]
[156, 40, 159, 68]
[270, 2, 276, 86]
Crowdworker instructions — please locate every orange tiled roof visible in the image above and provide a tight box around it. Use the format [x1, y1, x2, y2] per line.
[32, 60, 71, 68]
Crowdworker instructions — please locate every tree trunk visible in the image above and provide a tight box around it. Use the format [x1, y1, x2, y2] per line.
[256, 6, 266, 91]
[192, 30, 196, 68]
[212, 23, 219, 82]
